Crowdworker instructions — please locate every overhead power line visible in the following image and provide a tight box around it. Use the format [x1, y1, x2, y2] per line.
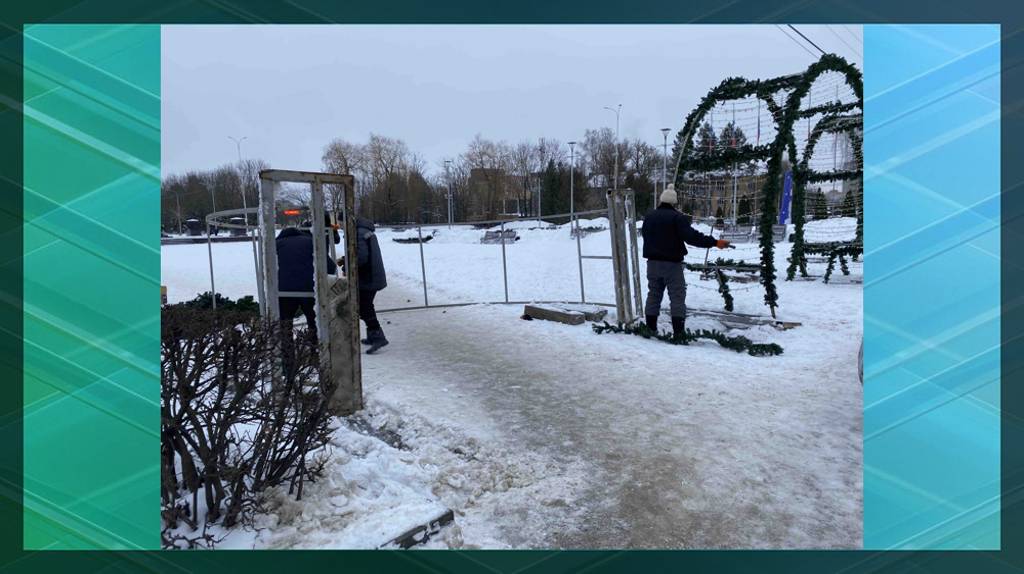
[827, 24, 862, 59]
[787, 24, 827, 56]
[776, 24, 818, 59]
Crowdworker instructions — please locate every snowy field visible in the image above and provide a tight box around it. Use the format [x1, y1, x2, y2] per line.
[162, 217, 863, 549]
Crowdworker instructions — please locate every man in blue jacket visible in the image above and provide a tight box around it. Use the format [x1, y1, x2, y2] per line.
[641, 185, 730, 339]
[276, 215, 338, 342]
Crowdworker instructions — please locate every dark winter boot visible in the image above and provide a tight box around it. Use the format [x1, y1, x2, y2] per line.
[645, 315, 659, 334]
[671, 316, 686, 341]
[366, 329, 389, 354]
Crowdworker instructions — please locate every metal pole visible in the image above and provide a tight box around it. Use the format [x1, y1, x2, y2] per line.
[499, 220, 509, 303]
[206, 222, 217, 310]
[569, 141, 585, 302]
[254, 224, 266, 316]
[310, 180, 331, 352]
[732, 103, 738, 226]
[575, 212, 586, 303]
[568, 141, 576, 217]
[604, 104, 622, 190]
[259, 177, 281, 322]
[625, 192, 643, 318]
[417, 225, 428, 307]
[537, 172, 543, 226]
[175, 192, 182, 234]
[615, 105, 621, 190]
[444, 159, 453, 229]
[230, 136, 264, 313]
[660, 127, 670, 209]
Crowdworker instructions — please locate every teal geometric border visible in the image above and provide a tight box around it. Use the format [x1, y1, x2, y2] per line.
[22, 24, 159, 550]
[863, 24, 1001, 550]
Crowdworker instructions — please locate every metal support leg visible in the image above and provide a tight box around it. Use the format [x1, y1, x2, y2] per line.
[625, 194, 644, 318]
[417, 225, 429, 307]
[574, 214, 586, 303]
[310, 180, 331, 356]
[500, 220, 509, 303]
[206, 223, 217, 310]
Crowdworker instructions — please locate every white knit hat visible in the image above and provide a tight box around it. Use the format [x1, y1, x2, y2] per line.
[659, 184, 678, 205]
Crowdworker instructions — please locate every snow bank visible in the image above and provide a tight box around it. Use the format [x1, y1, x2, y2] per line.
[215, 396, 588, 549]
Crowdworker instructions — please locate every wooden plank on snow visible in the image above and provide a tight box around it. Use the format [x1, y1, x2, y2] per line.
[524, 304, 586, 325]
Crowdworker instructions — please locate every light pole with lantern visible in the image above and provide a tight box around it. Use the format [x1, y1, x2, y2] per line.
[603, 104, 622, 190]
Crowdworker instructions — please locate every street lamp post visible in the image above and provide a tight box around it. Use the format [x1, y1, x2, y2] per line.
[228, 135, 249, 217]
[568, 141, 577, 216]
[229, 135, 263, 309]
[444, 159, 453, 229]
[660, 128, 671, 208]
[603, 104, 622, 190]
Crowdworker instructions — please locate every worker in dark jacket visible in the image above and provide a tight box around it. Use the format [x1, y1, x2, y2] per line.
[355, 217, 389, 354]
[276, 215, 338, 342]
[641, 185, 730, 338]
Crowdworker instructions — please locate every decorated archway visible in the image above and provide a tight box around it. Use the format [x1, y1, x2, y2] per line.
[671, 53, 863, 317]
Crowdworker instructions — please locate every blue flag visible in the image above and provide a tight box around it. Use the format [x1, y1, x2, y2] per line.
[779, 170, 793, 225]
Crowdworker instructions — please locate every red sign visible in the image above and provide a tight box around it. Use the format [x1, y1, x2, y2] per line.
[283, 209, 301, 216]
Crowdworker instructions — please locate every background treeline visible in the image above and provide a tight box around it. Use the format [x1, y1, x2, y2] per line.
[161, 128, 676, 229]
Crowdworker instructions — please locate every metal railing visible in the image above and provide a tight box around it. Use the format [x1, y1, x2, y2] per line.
[201, 206, 623, 316]
[374, 208, 610, 313]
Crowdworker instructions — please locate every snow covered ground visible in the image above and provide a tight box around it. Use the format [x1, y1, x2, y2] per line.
[161, 217, 863, 549]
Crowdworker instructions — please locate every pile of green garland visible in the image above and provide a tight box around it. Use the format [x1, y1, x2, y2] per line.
[806, 242, 863, 283]
[592, 321, 783, 357]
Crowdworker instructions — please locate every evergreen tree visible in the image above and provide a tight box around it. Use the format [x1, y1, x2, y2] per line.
[718, 122, 747, 149]
[737, 196, 752, 225]
[540, 159, 561, 217]
[811, 191, 828, 220]
[840, 190, 857, 218]
[693, 122, 718, 157]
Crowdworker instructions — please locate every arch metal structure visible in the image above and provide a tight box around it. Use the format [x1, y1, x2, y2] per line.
[671, 53, 863, 317]
[788, 112, 863, 280]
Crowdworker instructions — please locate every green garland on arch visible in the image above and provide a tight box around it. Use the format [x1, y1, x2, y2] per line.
[671, 53, 864, 316]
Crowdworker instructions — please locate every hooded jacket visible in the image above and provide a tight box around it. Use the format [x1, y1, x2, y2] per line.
[356, 218, 387, 292]
[276, 227, 338, 294]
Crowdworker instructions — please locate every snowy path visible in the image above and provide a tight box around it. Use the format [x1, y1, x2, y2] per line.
[365, 282, 862, 549]
[162, 219, 862, 548]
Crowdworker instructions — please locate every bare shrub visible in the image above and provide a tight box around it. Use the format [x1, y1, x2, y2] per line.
[161, 305, 336, 548]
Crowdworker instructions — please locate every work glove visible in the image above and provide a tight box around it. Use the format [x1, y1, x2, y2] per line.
[716, 239, 732, 249]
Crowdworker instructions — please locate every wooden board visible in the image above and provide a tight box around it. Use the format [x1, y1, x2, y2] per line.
[549, 303, 608, 322]
[379, 509, 455, 549]
[524, 304, 585, 325]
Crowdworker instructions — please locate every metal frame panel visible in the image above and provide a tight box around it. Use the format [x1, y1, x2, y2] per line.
[309, 180, 331, 353]
[258, 177, 280, 321]
[257, 169, 363, 415]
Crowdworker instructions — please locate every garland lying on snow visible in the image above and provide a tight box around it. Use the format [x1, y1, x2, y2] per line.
[685, 258, 758, 312]
[592, 321, 783, 357]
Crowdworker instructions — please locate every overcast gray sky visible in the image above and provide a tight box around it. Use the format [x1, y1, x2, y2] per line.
[161, 24, 862, 177]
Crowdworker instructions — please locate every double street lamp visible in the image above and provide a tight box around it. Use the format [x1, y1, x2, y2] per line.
[603, 104, 622, 190]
